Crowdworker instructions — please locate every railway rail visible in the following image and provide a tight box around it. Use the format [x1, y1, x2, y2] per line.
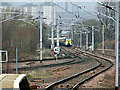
[45, 47, 113, 90]
[2, 47, 114, 89]
[94, 49, 115, 58]
[3, 47, 84, 73]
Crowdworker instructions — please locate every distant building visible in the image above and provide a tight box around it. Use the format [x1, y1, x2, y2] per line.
[40, 2, 56, 25]
[0, 3, 2, 19]
[0, 3, 13, 19]
[1, 3, 12, 10]
[22, 2, 56, 25]
[0, 2, 13, 49]
[22, 3, 39, 19]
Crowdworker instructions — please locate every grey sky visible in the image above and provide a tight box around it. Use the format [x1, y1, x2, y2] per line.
[0, 0, 98, 20]
[0, 0, 117, 2]
[0, 0, 96, 2]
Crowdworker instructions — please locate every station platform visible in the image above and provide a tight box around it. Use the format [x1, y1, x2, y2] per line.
[0, 74, 26, 88]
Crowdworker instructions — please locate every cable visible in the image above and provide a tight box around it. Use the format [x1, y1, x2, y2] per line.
[93, 0, 116, 12]
[51, 1, 78, 18]
[68, 1, 115, 23]
[69, 1, 81, 9]
[84, 6, 115, 21]
[0, 13, 23, 24]
[51, 2, 89, 32]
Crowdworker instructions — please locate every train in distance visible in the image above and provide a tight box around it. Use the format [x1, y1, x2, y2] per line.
[64, 38, 72, 47]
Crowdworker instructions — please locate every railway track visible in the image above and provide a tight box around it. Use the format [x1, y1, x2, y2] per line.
[16, 47, 85, 71]
[3, 47, 84, 73]
[4, 47, 71, 63]
[3, 47, 113, 89]
[94, 49, 115, 58]
[45, 47, 113, 90]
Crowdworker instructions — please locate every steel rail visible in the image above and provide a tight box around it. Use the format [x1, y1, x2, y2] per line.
[3, 47, 85, 73]
[71, 48, 113, 90]
[45, 47, 102, 90]
[45, 47, 113, 90]
[6, 47, 73, 63]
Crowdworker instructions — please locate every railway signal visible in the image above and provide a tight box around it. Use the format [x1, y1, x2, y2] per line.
[53, 46, 60, 54]
[53, 46, 60, 61]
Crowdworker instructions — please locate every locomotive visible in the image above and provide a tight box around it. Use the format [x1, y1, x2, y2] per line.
[65, 38, 72, 47]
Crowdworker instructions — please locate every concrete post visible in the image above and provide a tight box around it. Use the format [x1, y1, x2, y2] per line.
[80, 32, 82, 49]
[86, 32, 88, 50]
[39, 10, 42, 63]
[115, 1, 119, 90]
[57, 18, 59, 46]
[51, 26, 54, 49]
[92, 26, 94, 51]
[102, 25, 104, 54]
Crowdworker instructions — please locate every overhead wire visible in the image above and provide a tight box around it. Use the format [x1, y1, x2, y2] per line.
[0, 13, 23, 24]
[51, 1, 78, 18]
[53, 1, 89, 31]
[93, 0, 116, 11]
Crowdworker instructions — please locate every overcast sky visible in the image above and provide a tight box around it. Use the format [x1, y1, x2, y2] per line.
[0, 0, 97, 2]
[0, 0, 117, 3]
[0, 0, 117, 2]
